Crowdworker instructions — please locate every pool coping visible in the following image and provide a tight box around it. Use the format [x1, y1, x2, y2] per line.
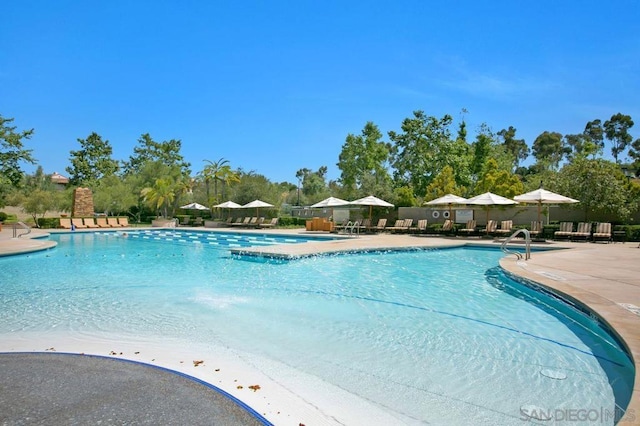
[1, 226, 638, 420]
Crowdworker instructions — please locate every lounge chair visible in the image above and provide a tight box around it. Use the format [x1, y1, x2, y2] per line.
[411, 219, 428, 234]
[494, 220, 513, 236]
[84, 218, 99, 228]
[107, 217, 123, 227]
[530, 221, 543, 237]
[59, 217, 72, 229]
[372, 218, 387, 232]
[592, 222, 612, 243]
[459, 220, 477, 236]
[193, 217, 203, 226]
[386, 219, 407, 233]
[231, 217, 250, 227]
[358, 218, 371, 233]
[570, 222, 592, 241]
[118, 217, 130, 227]
[482, 220, 497, 235]
[437, 219, 454, 235]
[400, 219, 413, 233]
[259, 218, 278, 228]
[96, 217, 111, 228]
[71, 218, 87, 229]
[251, 217, 265, 228]
[554, 222, 573, 239]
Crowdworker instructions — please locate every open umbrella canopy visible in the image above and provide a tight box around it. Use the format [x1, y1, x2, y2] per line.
[466, 192, 517, 206]
[242, 199, 274, 217]
[424, 194, 468, 220]
[466, 192, 517, 229]
[350, 195, 394, 221]
[514, 188, 578, 225]
[424, 194, 468, 205]
[213, 201, 242, 208]
[180, 202, 209, 210]
[310, 197, 350, 221]
[513, 188, 578, 204]
[350, 195, 394, 207]
[242, 200, 274, 209]
[310, 196, 350, 208]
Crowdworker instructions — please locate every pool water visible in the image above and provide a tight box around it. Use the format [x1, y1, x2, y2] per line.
[0, 231, 634, 425]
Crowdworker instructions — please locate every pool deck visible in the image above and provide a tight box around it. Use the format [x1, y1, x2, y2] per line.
[1, 226, 639, 422]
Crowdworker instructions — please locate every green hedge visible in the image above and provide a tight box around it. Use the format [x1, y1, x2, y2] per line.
[276, 217, 306, 227]
[0, 212, 18, 223]
[37, 217, 60, 229]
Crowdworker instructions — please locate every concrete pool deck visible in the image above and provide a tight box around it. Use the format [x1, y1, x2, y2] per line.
[1, 226, 639, 423]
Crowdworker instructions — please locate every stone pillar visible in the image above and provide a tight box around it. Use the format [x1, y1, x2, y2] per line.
[72, 187, 95, 217]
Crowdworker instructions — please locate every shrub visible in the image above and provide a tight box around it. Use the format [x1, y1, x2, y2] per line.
[0, 211, 7, 222]
[36, 217, 60, 229]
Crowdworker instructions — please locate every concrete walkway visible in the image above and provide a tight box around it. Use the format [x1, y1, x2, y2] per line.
[1, 226, 638, 421]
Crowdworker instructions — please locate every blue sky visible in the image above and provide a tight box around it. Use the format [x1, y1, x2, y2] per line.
[2, 1, 639, 184]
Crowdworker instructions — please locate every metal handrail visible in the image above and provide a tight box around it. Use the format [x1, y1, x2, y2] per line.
[346, 220, 360, 236]
[13, 221, 32, 238]
[501, 228, 531, 260]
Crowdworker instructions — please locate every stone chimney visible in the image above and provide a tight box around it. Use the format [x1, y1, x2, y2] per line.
[72, 187, 95, 217]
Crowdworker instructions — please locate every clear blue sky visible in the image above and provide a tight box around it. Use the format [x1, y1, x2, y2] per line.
[2, 1, 639, 184]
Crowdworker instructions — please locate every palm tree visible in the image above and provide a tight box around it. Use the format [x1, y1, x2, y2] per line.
[141, 178, 175, 218]
[201, 158, 240, 205]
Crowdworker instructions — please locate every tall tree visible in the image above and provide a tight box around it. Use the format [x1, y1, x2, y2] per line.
[92, 175, 137, 216]
[425, 165, 465, 200]
[470, 123, 495, 178]
[200, 158, 239, 206]
[584, 119, 605, 156]
[124, 133, 191, 176]
[475, 158, 524, 198]
[389, 111, 453, 196]
[296, 167, 329, 201]
[66, 132, 119, 186]
[337, 121, 390, 197]
[141, 178, 176, 219]
[497, 126, 529, 170]
[531, 131, 569, 170]
[629, 138, 640, 175]
[0, 114, 36, 187]
[565, 132, 600, 160]
[604, 113, 634, 163]
[554, 158, 636, 221]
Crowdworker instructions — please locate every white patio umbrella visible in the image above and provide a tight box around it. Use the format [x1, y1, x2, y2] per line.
[242, 199, 274, 217]
[350, 195, 394, 221]
[424, 193, 468, 220]
[514, 188, 578, 225]
[310, 197, 350, 220]
[180, 202, 209, 211]
[213, 200, 242, 219]
[466, 192, 518, 227]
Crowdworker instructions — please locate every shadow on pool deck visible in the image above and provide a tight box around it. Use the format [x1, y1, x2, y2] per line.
[0, 352, 271, 425]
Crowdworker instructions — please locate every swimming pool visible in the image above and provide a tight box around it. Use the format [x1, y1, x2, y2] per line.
[0, 231, 634, 425]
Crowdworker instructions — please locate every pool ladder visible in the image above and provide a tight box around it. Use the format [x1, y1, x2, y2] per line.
[340, 220, 361, 236]
[501, 228, 531, 260]
[13, 221, 32, 238]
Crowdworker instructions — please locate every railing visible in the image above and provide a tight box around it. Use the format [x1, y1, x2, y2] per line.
[501, 228, 531, 260]
[13, 221, 32, 238]
[347, 220, 361, 236]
